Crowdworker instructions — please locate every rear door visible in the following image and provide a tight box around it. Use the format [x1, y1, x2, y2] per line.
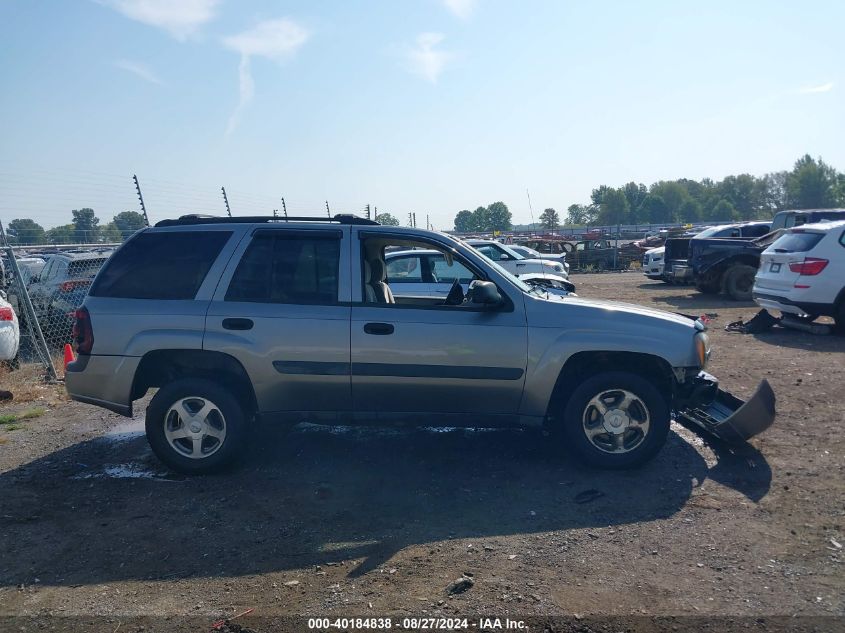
[204, 227, 351, 416]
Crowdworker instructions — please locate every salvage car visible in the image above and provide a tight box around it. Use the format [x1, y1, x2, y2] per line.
[508, 244, 570, 275]
[752, 220, 845, 332]
[642, 246, 665, 280]
[65, 214, 775, 474]
[664, 222, 772, 297]
[465, 239, 568, 278]
[0, 291, 20, 365]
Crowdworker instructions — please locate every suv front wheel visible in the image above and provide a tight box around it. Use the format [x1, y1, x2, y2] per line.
[146, 378, 248, 474]
[558, 371, 670, 469]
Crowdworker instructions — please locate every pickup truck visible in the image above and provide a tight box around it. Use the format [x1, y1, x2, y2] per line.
[64, 214, 775, 474]
[664, 222, 772, 299]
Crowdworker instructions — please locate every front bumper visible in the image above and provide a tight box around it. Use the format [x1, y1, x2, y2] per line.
[675, 372, 776, 443]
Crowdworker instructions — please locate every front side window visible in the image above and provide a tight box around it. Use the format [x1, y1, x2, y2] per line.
[226, 234, 340, 304]
[386, 256, 423, 283]
[429, 254, 475, 284]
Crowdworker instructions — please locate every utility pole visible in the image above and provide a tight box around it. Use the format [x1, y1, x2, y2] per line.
[365, 204, 371, 220]
[273, 209, 278, 217]
[281, 197, 288, 218]
[426, 214, 430, 230]
[325, 200, 331, 217]
[133, 174, 150, 226]
[221, 187, 232, 217]
[412, 212, 417, 228]
[408, 212, 413, 226]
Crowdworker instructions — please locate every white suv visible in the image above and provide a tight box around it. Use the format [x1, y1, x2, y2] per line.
[752, 220, 845, 332]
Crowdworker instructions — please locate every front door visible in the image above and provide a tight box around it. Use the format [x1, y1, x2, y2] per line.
[204, 227, 351, 415]
[351, 232, 527, 420]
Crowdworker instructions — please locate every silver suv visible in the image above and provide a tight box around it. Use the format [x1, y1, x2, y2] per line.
[66, 215, 776, 474]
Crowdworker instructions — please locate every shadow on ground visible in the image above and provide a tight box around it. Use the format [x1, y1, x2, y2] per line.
[0, 422, 771, 587]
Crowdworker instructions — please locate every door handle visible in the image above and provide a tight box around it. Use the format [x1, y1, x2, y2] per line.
[222, 318, 254, 331]
[364, 322, 394, 335]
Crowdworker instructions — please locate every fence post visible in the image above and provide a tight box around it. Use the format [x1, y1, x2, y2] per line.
[0, 220, 58, 381]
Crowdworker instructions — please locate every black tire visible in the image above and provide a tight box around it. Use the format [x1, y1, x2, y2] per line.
[835, 301, 845, 336]
[557, 371, 670, 469]
[725, 264, 756, 301]
[146, 378, 248, 475]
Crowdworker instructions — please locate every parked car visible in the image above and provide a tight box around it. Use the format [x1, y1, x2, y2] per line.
[508, 244, 570, 275]
[664, 222, 772, 296]
[65, 214, 775, 475]
[28, 250, 112, 346]
[0, 291, 20, 364]
[753, 220, 845, 332]
[642, 246, 665, 280]
[769, 208, 845, 232]
[465, 239, 568, 278]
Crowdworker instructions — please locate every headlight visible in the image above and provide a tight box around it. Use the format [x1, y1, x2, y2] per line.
[553, 263, 564, 272]
[695, 332, 710, 368]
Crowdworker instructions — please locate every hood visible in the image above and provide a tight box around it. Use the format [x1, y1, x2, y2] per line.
[645, 246, 664, 255]
[532, 293, 696, 329]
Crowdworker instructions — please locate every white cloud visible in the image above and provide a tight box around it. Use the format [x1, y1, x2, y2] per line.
[442, 0, 477, 19]
[407, 33, 453, 83]
[113, 59, 162, 85]
[799, 81, 834, 94]
[98, 0, 220, 40]
[222, 19, 310, 136]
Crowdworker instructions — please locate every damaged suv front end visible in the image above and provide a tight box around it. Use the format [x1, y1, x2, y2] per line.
[672, 319, 776, 443]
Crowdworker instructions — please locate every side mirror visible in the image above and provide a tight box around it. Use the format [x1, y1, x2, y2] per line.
[499, 253, 509, 261]
[470, 281, 503, 306]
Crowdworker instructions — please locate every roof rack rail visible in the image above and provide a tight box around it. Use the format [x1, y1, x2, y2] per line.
[154, 213, 380, 227]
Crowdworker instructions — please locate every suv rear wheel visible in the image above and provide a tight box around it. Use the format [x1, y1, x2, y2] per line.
[558, 371, 670, 469]
[146, 378, 247, 474]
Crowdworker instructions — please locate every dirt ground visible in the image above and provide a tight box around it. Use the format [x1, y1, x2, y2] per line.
[0, 273, 843, 632]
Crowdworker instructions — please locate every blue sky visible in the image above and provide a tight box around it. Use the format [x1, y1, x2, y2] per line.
[1, 0, 843, 230]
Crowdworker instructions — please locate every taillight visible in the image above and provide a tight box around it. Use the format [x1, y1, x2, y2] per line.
[0, 306, 13, 321]
[788, 257, 829, 276]
[72, 306, 94, 354]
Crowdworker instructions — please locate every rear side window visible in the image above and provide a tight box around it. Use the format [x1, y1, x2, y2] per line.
[90, 231, 231, 299]
[771, 231, 824, 253]
[386, 256, 423, 283]
[225, 233, 340, 304]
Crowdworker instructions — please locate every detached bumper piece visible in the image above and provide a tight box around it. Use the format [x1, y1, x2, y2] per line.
[676, 372, 776, 443]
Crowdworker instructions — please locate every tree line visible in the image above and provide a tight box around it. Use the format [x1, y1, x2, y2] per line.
[452, 155, 845, 231]
[4, 210, 147, 245]
[453, 202, 514, 232]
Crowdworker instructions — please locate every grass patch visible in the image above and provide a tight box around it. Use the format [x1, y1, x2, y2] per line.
[0, 407, 46, 425]
[0, 362, 68, 408]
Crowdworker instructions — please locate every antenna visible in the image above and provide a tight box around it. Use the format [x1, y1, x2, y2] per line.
[133, 174, 150, 226]
[526, 188, 536, 232]
[221, 187, 232, 217]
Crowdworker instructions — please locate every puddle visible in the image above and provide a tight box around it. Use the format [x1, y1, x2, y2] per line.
[73, 462, 177, 481]
[102, 419, 145, 444]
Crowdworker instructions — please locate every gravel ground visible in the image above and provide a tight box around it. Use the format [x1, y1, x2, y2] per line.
[0, 272, 843, 632]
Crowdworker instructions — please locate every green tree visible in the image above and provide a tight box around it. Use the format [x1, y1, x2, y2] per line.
[622, 182, 648, 222]
[650, 181, 690, 221]
[709, 199, 738, 221]
[375, 212, 400, 226]
[598, 188, 629, 226]
[46, 224, 76, 244]
[112, 211, 147, 239]
[454, 209, 475, 232]
[679, 198, 702, 222]
[7, 218, 46, 245]
[72, 208, 99, 242]
[99, 222, 123, 242]
[566, 204, 589, 226]
[638, 194, 672, 224]
[786, 155, 842, 209]
[485, 201, 512, 231]
[539, 207, 560, 229]
[472, 206, 489, 231]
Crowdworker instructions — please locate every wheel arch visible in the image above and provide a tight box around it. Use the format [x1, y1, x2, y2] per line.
[131, 349, 258, 416]
[544, 351, 674, 425]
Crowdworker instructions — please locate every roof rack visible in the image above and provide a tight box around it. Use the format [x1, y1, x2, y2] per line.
[154, 213, 380, 228]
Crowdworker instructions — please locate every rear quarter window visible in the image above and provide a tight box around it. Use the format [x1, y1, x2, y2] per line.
[771, 231, 824, 253]
[68, 258, 108, 279]
[90, 231, 232, 299]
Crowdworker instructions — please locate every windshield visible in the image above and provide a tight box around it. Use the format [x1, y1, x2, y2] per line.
[693, 226, 729, 238]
